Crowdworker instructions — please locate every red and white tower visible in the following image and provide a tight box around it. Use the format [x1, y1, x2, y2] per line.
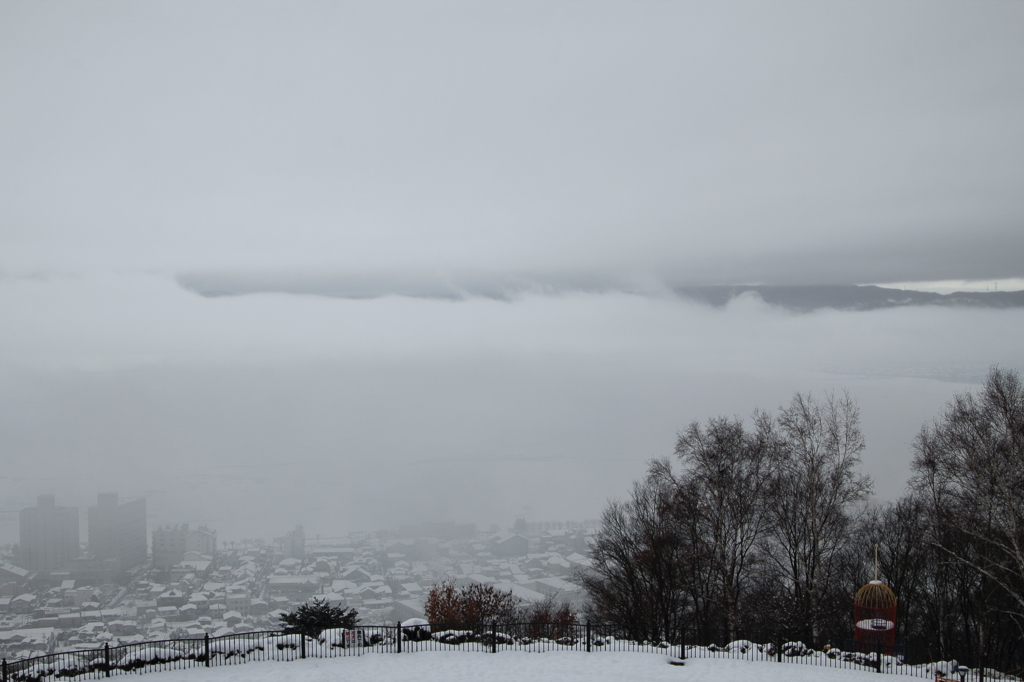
[854, 545, 897, 654]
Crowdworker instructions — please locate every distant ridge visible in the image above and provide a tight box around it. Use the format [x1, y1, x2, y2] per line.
[673, 285, 1024, 312]
[176, 271, 1024, 311]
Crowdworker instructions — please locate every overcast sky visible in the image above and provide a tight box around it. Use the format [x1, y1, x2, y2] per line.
[1, 1, 1023, 543]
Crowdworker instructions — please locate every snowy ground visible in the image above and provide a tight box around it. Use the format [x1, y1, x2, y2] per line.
[134, 650, 904, 682]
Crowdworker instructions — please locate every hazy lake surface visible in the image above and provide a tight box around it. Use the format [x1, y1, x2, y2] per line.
[2, 275, 1021, 543]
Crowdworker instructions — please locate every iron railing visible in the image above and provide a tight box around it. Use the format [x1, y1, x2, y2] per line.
[1, 624, 1018, 682]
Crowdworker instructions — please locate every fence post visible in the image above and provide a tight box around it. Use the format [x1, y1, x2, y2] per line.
[3, 657, 7, 682]
[300, 634, 306, 659]
[875, 640, 882, 673]
[679, 627, 685, 660]
[586, 621, 591, 653]
[396, 623, 402, 654]
[104, 642, 110, 677]
[204, 633, 210, 667]
[491, 622, 497, 654]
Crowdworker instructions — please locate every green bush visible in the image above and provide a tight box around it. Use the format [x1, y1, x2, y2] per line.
[279, 598, 358, 637]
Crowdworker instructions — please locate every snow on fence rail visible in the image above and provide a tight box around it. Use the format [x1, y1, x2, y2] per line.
[1, 625, 1017, 682]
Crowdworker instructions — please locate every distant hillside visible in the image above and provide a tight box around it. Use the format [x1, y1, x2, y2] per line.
[674, 285, 1024, 312]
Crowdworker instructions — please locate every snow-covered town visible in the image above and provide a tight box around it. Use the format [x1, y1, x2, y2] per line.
[0, 496, 597, 661]
[5, 2, 1024, 681]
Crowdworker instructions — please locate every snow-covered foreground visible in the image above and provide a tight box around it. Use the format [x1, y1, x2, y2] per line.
[137, 650, 905, 682]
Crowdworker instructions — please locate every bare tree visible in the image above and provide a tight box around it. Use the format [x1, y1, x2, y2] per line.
[576, 471, 692, 643]
[424, 579, 521, 628]
[911, 367, 1024, 635]
[764, 391, 872, 644]
[667, 412, 778, 639]
[522, 594, 577, 639]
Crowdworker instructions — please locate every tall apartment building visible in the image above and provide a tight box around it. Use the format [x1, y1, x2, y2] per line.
[152, 524, 217, 569]
[88, 493, 147, 570]
[18, 495, 80, 571]
[281, 525, 305, 560]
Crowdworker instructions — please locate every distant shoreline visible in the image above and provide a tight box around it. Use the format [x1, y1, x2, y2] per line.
[673, 284, 1024, 312]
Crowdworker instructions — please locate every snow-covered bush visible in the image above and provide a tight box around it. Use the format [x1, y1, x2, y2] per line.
[270, 634, 304, 650]
[209, 638, 265, 658]
[781, 641, 811, 657]
[400, 618, 431, 641]
[115, 646, 186, 670]
[432, 629, 475, 645]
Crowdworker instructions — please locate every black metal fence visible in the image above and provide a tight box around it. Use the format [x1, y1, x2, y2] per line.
[2, 624, 1018, 682]
[679, 630, 1018, 682]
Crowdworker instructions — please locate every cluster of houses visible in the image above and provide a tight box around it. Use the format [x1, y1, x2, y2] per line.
[0, 522, 597, 661]
[381, 528, 595, 623]
[0, 545, 277, 660]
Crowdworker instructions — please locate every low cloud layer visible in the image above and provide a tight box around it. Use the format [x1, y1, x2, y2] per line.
[176, 269, 1024, 311]
[4, 269, 1024, 543]
[176, 269, 635, 302]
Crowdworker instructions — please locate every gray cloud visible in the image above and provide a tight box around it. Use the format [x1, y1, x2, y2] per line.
[176, 264, 1024, 311]
[176, 269, 638, 302]
[3, 2, 1023, 282]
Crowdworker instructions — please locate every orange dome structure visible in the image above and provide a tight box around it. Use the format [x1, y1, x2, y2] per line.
[853, 579, 897, 654]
